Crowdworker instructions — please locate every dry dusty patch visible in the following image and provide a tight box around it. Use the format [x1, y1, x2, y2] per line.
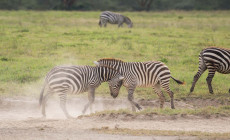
[0, 97, 230, 140]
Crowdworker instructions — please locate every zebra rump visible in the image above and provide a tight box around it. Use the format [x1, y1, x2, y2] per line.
[190, 47, 230, 94]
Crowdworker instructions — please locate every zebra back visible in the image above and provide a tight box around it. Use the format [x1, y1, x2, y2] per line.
[96, 58, 171, 87]
[46, 65, 94, 93]
[44, 65, 123, 94]
[201, 47, 230, 73]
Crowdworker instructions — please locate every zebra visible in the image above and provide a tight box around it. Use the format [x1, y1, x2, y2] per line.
[190, 47, 230, 94]
[94, 58, 184, 111]
[99, 11, 133, 28]
[39, 65, 124, 118]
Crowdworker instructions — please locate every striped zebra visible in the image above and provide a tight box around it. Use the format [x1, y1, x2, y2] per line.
[94, 58, 184, 111]
[99, 11, 133, 28]
[190, 47, 230, 94]
[39, 65, 124, 118]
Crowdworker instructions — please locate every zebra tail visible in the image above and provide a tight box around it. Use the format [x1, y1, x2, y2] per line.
[171, 76, 185, 85]
[39, 82, 46, 107]
[98, 20, 101, 26]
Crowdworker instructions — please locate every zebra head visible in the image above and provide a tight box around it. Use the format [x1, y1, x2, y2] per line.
[95, 61, 124, 98]
[108, 75, 124, 98]
[125, 16, 133, 28]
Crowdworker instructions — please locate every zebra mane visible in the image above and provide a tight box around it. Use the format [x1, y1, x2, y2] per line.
[99, 58, 124, 63]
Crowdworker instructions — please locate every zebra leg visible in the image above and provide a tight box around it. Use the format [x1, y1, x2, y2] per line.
[101, 19, 107, 27]
[169, 91, 175, 109]
[190, 59, 207, 93]
[118, 23, 123, 28]
[41, 89, 53, 118]
[160, 81, 175, 109]
[127, 87, 142, 112]
[89, 89, 95, 113]
[99, 19, 102, 27]
[82, 88, 95, 114]
[153, 84, 165, 108]
[59, 93, 72, 119]
[206, 70, 216, 94]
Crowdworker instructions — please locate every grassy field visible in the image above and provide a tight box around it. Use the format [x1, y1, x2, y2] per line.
[0, 10, 230, 101]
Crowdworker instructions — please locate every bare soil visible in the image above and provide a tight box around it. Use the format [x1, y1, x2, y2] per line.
[0, 96, 229, 140]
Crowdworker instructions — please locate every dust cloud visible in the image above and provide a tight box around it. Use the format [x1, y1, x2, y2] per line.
[0, 56, 130, 120]
[0, 93, 129, 120]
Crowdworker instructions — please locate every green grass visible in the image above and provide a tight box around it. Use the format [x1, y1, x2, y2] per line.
[82, 105, 230, 117]
[92, 127, 230, 139]
[0, 10, 230, 99]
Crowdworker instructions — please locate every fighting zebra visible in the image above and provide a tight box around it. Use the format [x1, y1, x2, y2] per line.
[94, 58, 184, 111]
[99, 11, 133, 28]
[190, 47, 230, 94]
[39, 65, 124, 118]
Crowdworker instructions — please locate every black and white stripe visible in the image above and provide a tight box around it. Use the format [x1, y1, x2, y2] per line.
[39, 65, 123, 118]
[94, 59, 184, 111]
[190, 47, 230, 94]
[99, 11, 133, 28]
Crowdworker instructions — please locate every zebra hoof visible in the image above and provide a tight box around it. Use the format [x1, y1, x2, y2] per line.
[138, 106, 142, 110]
[188, 92, 192, 96]
[136, 104, 142, 110]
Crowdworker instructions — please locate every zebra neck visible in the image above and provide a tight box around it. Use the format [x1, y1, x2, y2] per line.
[98, 67, 114, 82]
[117, 62, 137, 78]
[106, 63, 126, 78]
[110, 62, 125, 75]
[121, 62, 128, 71]
[124, 17, 130, 24]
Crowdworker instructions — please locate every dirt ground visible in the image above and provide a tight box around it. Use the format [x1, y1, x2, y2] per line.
[0, 96, 230, 140]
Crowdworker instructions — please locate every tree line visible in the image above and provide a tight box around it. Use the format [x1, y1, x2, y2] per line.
[0, 0, 229, 11]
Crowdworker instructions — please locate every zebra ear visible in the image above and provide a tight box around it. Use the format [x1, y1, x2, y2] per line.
[94, 61, 100, 66]
[119, 76, 124, 80]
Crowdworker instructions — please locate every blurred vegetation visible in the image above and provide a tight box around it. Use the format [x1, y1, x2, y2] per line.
[0, 0, 230, 11]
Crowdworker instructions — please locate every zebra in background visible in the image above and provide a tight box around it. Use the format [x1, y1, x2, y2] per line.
[190, 47, 230, 94]
[39, 65, 124, 118]
[99, 11, 133, 28]
[94, 58, 184, 111]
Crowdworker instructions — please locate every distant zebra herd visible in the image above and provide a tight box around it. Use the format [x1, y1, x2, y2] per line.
[38, 11, 230, 118]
